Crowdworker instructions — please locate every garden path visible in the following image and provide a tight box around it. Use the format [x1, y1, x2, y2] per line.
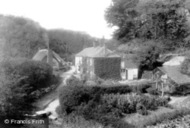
[35, 66, 76, 120]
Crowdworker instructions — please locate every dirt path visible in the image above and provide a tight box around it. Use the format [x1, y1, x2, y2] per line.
[35, 66, 76, 120]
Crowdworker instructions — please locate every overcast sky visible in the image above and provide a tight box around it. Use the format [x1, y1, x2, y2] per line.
[0, 0, 115, 39]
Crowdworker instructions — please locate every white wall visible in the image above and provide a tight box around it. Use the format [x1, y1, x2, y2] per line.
[121, 68, 138, 80]
[75, 56, 82, 73]
[127, 69, 138, 80]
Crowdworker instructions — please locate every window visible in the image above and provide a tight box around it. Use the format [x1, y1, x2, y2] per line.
[121, 69, 126, 73]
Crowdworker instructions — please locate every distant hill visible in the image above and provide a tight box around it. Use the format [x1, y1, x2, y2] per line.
[48, 29, 95, 55]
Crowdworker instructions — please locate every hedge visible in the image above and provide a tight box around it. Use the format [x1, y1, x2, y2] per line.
[59, 83, 169, 127]
[0, 58, 59, 119]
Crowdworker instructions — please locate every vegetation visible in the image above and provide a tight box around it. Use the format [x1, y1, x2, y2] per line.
[147, 114, 190, 128]
[0, 59, 60, 119]
[59, 79, 170, 127]
[181, 58, 190, 76]
[125, 107, 190, 128]
[105, 0, 190, 51]
[94, 57, 121, 80]
[105, 0, 190, 75]
[0, 15, 47, 59]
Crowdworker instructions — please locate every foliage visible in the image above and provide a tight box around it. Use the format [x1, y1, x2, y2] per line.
[61, 114, 104, 128]
[77, 93, 169, 126]
[59, 85, 94, 115]
[65, 75, 83, 86]
[125, 107, 190, 127]
[59, 82, 169, 126]
[133, 41, 161, 72]
[136, 103, 148, 115]
[147, 114, 190, 128]
[2, 59, 54, 91]
[172, 84, 190, 95]
[146, 87, 160, 95]
[181, 58, 190, 76]
[0, 71, 33, 119]
[94, 57, 121, 80]
[131, 83, 152, 94]
[0, 15, 47, 59]
[105, 0, 190, 51]
[48, 29, 96, 61]
[0, 59, 58, 119]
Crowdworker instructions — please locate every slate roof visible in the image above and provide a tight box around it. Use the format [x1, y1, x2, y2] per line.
[123, 59, 138, 69]
[75, 46, 118, 58]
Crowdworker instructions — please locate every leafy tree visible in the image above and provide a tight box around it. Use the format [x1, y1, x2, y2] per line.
[0, 59, 56, 119]
[48, 29, 95, 54]
[105, 0, 190, 51]
[0, 15, 47, 59]
[133, 41, 162, 78]
[48, 35, 67, 58]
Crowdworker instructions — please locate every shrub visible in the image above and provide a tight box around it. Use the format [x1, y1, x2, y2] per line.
[131, 83, 152, 94]
[100, 85, 132, 94]
[66, 75, 83, 86]
[136, 103, 148, 115]
[59, 85, 94, 115]
[126, 107, 190, 128]
[61, 114, 104, 128]
[146, 87, 159, 95]
[0, 59, 58, 119]
[146, 114, 190, 128]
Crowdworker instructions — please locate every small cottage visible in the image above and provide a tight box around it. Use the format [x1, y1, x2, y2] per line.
[120, 54, 138, 80]
[75, 46, 121, 80]
[121, 59, 138, 80]
[32, 49, 64, 69]
[153, 56, 190, 93]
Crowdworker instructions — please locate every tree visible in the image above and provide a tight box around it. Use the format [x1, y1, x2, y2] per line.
[105, 0, 140, 42]
[105, 0, 190, 51]
[48, 29, 95, 54]
[0, 15, 47, 59]
[0, 59, 56, 119]
[133, 41, 162, 78]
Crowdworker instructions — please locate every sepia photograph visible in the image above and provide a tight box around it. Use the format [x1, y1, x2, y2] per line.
[1, 0, 190, 128]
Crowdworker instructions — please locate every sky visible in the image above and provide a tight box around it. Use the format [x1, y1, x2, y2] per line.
[0, 0, 115, 39]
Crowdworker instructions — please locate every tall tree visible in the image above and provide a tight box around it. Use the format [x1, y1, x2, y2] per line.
[0, 15, 47, 59]
[105, 0, 190, 51]
[48, 29, 95, 54]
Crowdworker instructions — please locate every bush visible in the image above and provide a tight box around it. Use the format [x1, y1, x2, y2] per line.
[99, 85, 132, 94]
[61, 114, 104, 128]
[66, 75, 83, 86]
[136, 103, 148, 115]
[146, 87, 159, 95]
[125, 107, 190, 128]
[0, 59, 58, 119]
[59, 85, 94, 115]
[131, 84, 152, 94]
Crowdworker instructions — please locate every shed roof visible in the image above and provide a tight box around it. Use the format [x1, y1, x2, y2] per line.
[158, 66, 190, 85]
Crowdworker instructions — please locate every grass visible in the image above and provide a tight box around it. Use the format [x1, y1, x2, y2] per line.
[61, 115, 104, 128]
[124, 106, 190, 128]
